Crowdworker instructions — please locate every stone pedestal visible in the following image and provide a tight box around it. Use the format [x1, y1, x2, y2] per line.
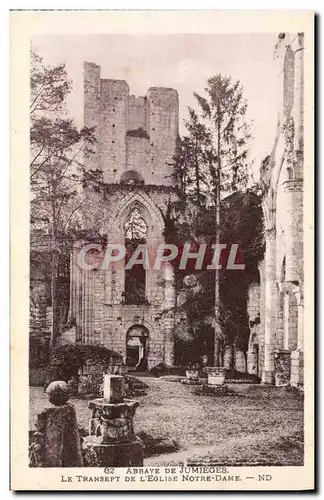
[274, 349, 291, 386]
[82, 375, 143, 467]
[87, 398, 139, 443]
[290, 349, 304, 388]
[83, 437, 144, 467]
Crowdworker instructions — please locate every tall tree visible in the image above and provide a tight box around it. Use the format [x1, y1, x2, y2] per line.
[30, 48, 99, 349]
[170, 75, 253, 365]
[175, 109, 212, 207]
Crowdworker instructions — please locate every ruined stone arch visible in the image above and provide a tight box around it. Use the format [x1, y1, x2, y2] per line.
[124, 320, 157, 371]
[123, 319, 156, 338]
[107, 191, 165, 237]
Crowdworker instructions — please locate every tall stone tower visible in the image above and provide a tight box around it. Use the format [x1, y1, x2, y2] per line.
[66, 62, 180, 370]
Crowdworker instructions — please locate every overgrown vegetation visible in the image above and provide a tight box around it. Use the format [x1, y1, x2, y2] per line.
[30, 48, 102, 348]
[162, 74, 264, 366]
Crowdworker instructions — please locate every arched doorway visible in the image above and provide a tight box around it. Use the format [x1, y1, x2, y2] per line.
[126, 325, 149, 371]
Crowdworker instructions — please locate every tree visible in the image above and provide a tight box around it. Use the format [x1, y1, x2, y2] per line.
[194, 75, 253, 195]
[170, 75, 253, 365]
[30, 48, 100, 349]
[174, 109, 212, 207]
[193, 75, 253, 365]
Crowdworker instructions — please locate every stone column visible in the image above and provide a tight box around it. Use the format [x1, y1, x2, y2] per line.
[247, 348, 258, 376]
[262, 228, 277, 384]
[163, 262, 175, 366]
[291, 283, 304, 387]
[223, 346, 233, 369]
[29, 381, 83, 467]
[83, 375, 143, 467]
[282, 176, 303, 388]
[235, 350, 246, 373]
[292, 33, 304, 153]
[283, 179, 303, 282]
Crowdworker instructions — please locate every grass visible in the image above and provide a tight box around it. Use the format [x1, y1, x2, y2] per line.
[30, 377, 304, 466]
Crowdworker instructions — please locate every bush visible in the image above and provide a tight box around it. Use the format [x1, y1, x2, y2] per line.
[47, 344, 122, 385]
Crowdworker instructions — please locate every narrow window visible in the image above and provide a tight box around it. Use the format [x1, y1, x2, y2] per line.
[124, 208, 147, 305]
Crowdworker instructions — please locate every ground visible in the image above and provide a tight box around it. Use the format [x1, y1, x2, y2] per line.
[30, 377, 304, 467]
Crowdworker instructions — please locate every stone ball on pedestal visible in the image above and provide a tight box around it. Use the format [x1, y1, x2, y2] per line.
[46, 381, 70, 406]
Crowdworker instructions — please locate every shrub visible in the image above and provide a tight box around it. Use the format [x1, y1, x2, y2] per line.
[149, 363, 186, 377]
[47, 344, 122, 385]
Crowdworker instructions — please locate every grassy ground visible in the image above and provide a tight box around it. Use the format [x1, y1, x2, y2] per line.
[30, 377, 304, 466]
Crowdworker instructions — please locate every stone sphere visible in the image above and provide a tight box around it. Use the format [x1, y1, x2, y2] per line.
[46, 381, 70, 406]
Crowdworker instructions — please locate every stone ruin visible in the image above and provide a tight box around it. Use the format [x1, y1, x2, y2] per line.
[29, 375, 143, 467]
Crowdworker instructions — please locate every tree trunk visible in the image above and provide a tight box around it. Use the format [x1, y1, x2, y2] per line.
[213, 103, 222, 366]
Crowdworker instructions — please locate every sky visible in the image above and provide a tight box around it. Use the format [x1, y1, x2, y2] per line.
[32, 34, 284, 176]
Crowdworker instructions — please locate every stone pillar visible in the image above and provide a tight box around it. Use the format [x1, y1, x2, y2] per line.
[283, 291, 290, 350]
[29, 381, 83, 467]
[290, 284, 304, 387]
[291, 349, 304, 388]
[274, 349, 291, 386]
[83, 375, 143, 467]
[262, 229, 277, 384]
[235, 350, 246, 372]
[247, 345, 258, 376]
[223, 346, 233, 369]
[283, 180, 303, 282]
[163, 262, 175, 366]
[74, 241, 84, 343]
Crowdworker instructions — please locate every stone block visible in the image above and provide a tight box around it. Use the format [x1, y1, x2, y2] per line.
[103, 374, 124, 403]
[30, 403, 83, 467]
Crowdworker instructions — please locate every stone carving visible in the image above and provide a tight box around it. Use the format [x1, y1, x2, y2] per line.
[282, 116, 296, 168]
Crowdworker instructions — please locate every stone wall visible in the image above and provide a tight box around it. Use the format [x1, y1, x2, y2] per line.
[246, 281, 262, 377]
[61, 63, 182, 369]
[83, 63, 179, 186]
[259, 33, 304, 386]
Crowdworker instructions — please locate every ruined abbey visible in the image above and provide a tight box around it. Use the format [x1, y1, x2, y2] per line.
[246, 33, 305, 387]
[30, 33, 305, 386]
[61, 62, 181, 369]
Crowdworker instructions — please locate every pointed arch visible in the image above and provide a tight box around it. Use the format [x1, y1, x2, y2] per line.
[107, 191, 165, 235]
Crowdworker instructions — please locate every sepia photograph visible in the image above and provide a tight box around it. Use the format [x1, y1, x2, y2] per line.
[10, 10, 314, 491]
